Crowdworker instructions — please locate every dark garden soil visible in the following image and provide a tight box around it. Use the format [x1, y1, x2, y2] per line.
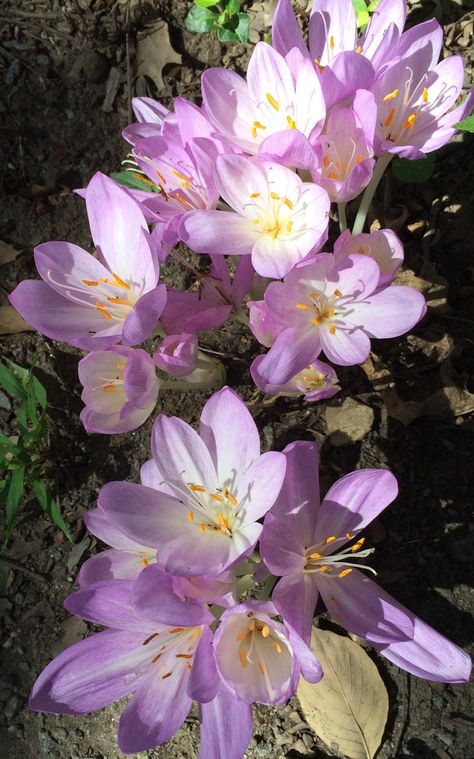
[1, 1, 473, 758]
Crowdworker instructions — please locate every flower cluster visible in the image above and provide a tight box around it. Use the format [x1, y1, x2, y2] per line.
[29, 388, 471, 755]
[10, 0, 472, 434]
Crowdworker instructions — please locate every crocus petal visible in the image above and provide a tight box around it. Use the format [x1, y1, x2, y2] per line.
[259, 130, 319, 170]
[316, 468, 398, 540]
[122, 284, 167, 346]
[309, 0, 357, 65]
[273, 573, 319, 645]
[118, 666, 191, 753]
[199, 386, 260, 481]
[272, 440, 320, 528]
[377, 616, 472, 683]
[198, 687, 253, 759]
[286, 625, 323, 683]
[317, 568, 414, 644]
[84, 507, 144, 550]
[180, 210, 258, 255]
[238, 451, 287, 525]
[77, 548, 155, 586]
[151, 415, 217, 487]
[188, 625, 220, 703]
[29, 629, 148, 714]
[256, 327, 320, 385]
[350, 286, 426, 338]
[320, 323, 371, 366]
[132, 564, 214, 627]
[64, 580, 146, 631]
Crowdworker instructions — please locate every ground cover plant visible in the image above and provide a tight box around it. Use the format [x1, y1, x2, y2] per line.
[1, 1, 473, 758]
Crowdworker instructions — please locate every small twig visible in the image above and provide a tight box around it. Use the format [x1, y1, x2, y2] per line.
[0, 9, 59, 20]
[0, 554, 48, 584]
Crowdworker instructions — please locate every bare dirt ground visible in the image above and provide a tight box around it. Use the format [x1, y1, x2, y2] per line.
[1, 1, 473, 758]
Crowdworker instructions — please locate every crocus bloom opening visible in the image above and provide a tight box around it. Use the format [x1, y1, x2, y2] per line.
[153, 333, 199, 377]
[99, 386, 286, 577]
[251, 356, 340, 402]
[180, 154, 330, 279]
[334, 228, 404, 286]
[79, 347, 159, 435]
[260, 441, 472, 683]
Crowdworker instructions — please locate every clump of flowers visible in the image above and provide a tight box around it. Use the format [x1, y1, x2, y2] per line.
[10, 0, 473, 755]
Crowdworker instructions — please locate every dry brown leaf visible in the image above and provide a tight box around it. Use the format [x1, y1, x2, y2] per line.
[360, 352, 393, 391]
[0, 305, 33, 335]
[0, 240, 21, 266]
[136, 21, 181, 92]
[394, 265, 449, 312]
[297, 627, 388, 759]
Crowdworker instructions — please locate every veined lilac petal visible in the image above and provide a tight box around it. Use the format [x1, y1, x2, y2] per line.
[259, 130, 320, 170]
[180, 210, 258, 256]
[320, 52, 375, 110]
[377, 616, 472, 683]
[238, 451, 287, 526]
[319, 323, 371, 366]
[84, 507, 144, 550]
[201, 68, 258, 153]
[80, 404, 154, 435]
[329, 254, 380, 297]
[270, 440, 320, 532]
[29, 629, 148, 714]
[132, 96, 169, 124]
[151, 414, 217, 486]
[199, 386, 260, 480]
[317, 568, 414, 644]
[161, 289, 231, 334]
[34, 241, 110, 300]
[317, 468, 398, 541]
[395, 19, 443, 68]
[286, 625, 323, 683]
[64, 580, 146, 631]
[77, 548, 155, 586]
[198, 687, 253, 759]
[123, 348, 158, 408]
[188, 625, 220, 703]
[247, 42, 295, 114]
[350, 286, 426, 338]
[309, 0, 357, 63]
[260, 513, 306, 575]
[118, 665, 192, 753]
[273, 573, 319, 645]
[272, 0, 308, 58]
[122, 284, 167, 346]
[132, 564, 214, 626]
[256, 327, 320, 385]
[157, 529, 234, 578]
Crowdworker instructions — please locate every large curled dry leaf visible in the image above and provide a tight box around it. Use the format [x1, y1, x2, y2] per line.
[0, 240, 21, 266]
[136, 21, 182, 92]
[297, 627, 388, 759]
[0, 305, 33, 335]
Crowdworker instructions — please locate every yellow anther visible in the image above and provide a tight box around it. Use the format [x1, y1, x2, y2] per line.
[107, 297, 130, 305]
[261, 624, 270, 638]
[169, 627, 185, 633]
[116, 362, 125, 369]
[422, 87, 429, 104]
[346, 532, 353, 540]
[358, 245, 366, 254]
[266, 92, 280, 111]
[175, 192, 191, 207]
[329, 35, 335, 50]
[161, 671, 172, 679]
[190, 484, 206, 492]
[249, 192, 261, 198]
[319, 565, 331, 572]
[172, 169, 193, 184]
[283, 197, 294, 209]
[325, 536, 336, 544]
[312, 318, 320, 326]
[355, 45, 362, 54]
[356, 154, 364, 164]
[286, 221, 293, 233]
[286, 115, 296, 129]
[271, 639, 282, 653]
[329, 324, 336, 335]
[142, 558, 149, 567]
[95, 303, 112, 320]
[351, 537, 365, 552]
[309, 552, 321, 559]
[296, 303, 310, 311]
[258, 661, 265, 674]
[102, 384, 116, 393]
[384, 107, 396, 128]
[383, 88, 399, 102]
[132, 172, 153, 187]
[236, 629, 246, 642]
[239, 648, 249, 667]
[248, 620, 256, 631]
[328, 307, 335, 318]
[199, 523, 206, 533]
[314, 58, 325, 73]
[187, 512, 194, 521]
[251, 126, 257, 139]
[253, 120, 267, 130]
[217, 513, 230, 531]
[402, 113, 417, 130]
[327, 171, 339, 180]
[270, 191, 280, 200]
[339, 568, 353, 578]
[322, 155, 330, 168]
[333, 288, 342, 297]
[110, 272, 130, 289]
[209, 493, 225, 503]
[223, 487, 238, 507]
[82, 279, 99, 286]
[142, 632, 159, 645]
[175, 653, 193, 659]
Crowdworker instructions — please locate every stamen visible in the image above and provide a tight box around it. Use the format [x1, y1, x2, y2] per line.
[239, 648, 249, 667]
[172, 169, 193, 184]
[266, 93, 280, 111]
[258, 661, 265, 674]
[270, 192, 280, 200]
[346, 533, 352, 540]
[314, 58, 325, 73]
[309, 552, 321, 559]
[142, 558, 149, 567]
[209, 493, 225, 503]
[95, 302, 112, 320]
[283, 198, 294, 209]
[249, 192, 261, 198]
[329, 35, 335, 50]
[319, 566, 331, 572]
[155, 169, 167, 184]
[296, 303, 310, 311]
[422, 87, 429, 104]
[322, 156, 330, 168]
[286, 221, 293, 233]
[236, 629, 246, 642]
[187, 512, 194, 521]
[190, 484, 206, 492]
[151, 653, 162, 663]
[402, 113, 416, 130]
[169, 627, 185, 634]
[116, 362, 125, 369]
[161, 671, 172, 679]
[351, 537, 365, 552]
[143, 632, 160, 646]
[107, 297, 130, 306]
[253, 120, 267, 130]
[355, 45, 362, 54]
[384, 107, 396, 128]
[175, 192, 191, 207]
[175, 653, 193, 659]
[82, 279, 99, 286]
[329, 325, 336, 335]
[261, 625, 270, 638]
[333, 288, 342, 297]
[339, 568, 353, 578]
[311, 318, 320, 326]
[325, 536, 336, 544]
[286, 115, 296, 129]
[102, 384, 116, 392]
[199, 523, 206, 533]
[271, 639, 282, 653]
[222, 487, 238, 507]
[383, 88, 399, 102]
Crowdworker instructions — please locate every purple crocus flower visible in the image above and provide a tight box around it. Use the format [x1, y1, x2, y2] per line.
[251, 356, 340, 402]
[213, 600, 322, 705]
[202, 41, 325, 155]
[260, 441, 472, 683]
[78, 346, 159, 434]
[29, 578, 222, 754]
[334, 228, 404, 287]
[153, 333, 198, 377]
[254, 252, 426, 384]
[99, 386, 286, 577]
[9, 173, 166, 351]
[181, 154, 329, 279]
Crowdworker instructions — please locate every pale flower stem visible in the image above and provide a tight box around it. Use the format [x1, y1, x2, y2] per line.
[352, 154, 393, 236]
[337, 203, 347, 233]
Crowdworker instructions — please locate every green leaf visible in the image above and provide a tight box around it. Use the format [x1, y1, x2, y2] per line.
[33, 480, 73, 543]
[367, 0, 380, 12]
[185, 5, 219, 32]
[225, 0, 241, 16]
[4, 358, 29, 380]
[0, 363, 27, 401]
[455, 113, 474, 133]
[32, 375, 47, 410]
[110, 171, 161, 193]
[352, 0, 369, 29]
[0, 480, 8, 509]
[5, 467, 25, 541]
[392, 154, 435, 183]
[0, 433, 21, 457]
[218, 12, 250, 43]
[195, 0, 220, 6]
